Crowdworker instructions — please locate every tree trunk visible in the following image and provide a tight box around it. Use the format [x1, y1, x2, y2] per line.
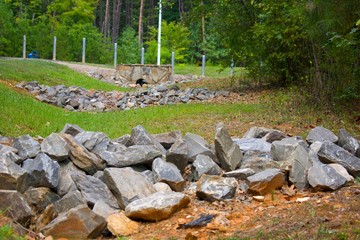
[178, 0, 184, 22]
[112, 0, 123, 43]
[103, 0, 111, 39]
[138, 0, 144, 46]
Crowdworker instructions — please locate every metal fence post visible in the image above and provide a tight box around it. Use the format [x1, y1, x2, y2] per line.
[141, 47, 145, 65]
[201, 54, 206, 77]
[114, 42, 118, 68]
[82, 38, 86, 63]
[230, 59, 234, 77]
[23, 35, 26, 59]
[53, 36, 57, 61]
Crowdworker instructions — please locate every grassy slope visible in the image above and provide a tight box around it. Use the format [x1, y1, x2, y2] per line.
[0, 58, 127, 91]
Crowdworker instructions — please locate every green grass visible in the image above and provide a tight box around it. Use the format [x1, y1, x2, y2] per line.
[0, 82, 260, 139]
[0, 58, 127, 92]
[174, 64, 246, 78]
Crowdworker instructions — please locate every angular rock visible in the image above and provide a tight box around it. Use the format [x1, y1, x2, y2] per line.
[289, 145, 311, 190]
[214, 123, 243, 171]
[154, 182, 172, 192]
[41, 133, 69, 161]
[232, 138, 272, 154]
[41, 205, 106, 239]
[306, 126, 338, 144]
[318, 141, 360, 176]
[247, 168, 285, 196]
[243, 126, 277, 138]
[0, 150, 22, 164]
[0, 144, 18, 155]
[130, 125, 167, 155]
[98, 145, 161, 168]
[13, 134, 40, 160]
[71, 173, 119, 209]
[185, 133, 217, 162]
[93, 200, 118, 219]
[240, 152, 280, 173]
[141, 170, 155, 184]
[107, 212, 139, 236]
[196, 174, 238, 202]
[75, 131, 110, 153]
[60, 123, 84, 136]
[0, 157, 27, 191]
[308, 161, 347, 191]
[166, 137, 189, 173]
[35, 204, 58, 232]
[262, 130, 287, 143]
[192, 154, 222, 178]
[53, 190, 87, 214]
[338, 128, 360, 157]
[328, 163, 354, 182]
[0, 190, 34, 226]
[61, 133, 105, 174]
[57, 160, 85, 196]
[153, 130, 182, 149]
[125, 191, 190, 221]
[103, 167, 156, 209]
[22, 152, 60, 190]
[152, 158, 185, 192]
[223, 168, 255, 180]
[270, 137, 308, 163]
[24, 187, 60, 213]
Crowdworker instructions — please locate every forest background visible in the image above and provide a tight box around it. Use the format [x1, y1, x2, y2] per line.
[0, 0, 359, 105]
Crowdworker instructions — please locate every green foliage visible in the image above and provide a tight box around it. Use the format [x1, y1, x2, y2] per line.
[117, 27, 140, 64]
[145, 21, 190, 64]
[0, 0, 16, 56]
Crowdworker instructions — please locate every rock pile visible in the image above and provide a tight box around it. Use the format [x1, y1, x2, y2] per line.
[0, 123, 359, 239]
[16, 81, 230, 112]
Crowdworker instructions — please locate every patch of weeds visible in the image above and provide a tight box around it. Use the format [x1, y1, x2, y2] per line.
[337, 231, 349, 240]
[354, 177, 360, 185]
[0, 225, 25, 240]
[116, 236, 129, 240]
[316, 225, 334, 238]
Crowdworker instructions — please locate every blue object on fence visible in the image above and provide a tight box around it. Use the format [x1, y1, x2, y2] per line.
[28, 50, 40, 59]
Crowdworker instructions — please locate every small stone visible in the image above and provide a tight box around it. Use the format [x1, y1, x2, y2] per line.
[107, 212, 139, 236]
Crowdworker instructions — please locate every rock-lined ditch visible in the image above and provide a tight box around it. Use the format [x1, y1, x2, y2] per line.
[0, 124, 359, 239]
[16, 81, 230, 112]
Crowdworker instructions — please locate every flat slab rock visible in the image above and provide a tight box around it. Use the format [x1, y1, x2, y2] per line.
[125, 191, 190, 221]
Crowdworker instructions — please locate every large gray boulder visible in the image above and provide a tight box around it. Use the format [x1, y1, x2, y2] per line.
[103, 167, 156, 209]
[0, 150, 22, 164]
[125, 191, 190, 221]
[288, 145, 311, 190]
[318, 141, 360, 176]
[232, 138, 271, 154]
[13, 134, 40, 160]
[22, 153, 60, 190]
[262, 130, 287, 143]
[306, 126, 338, 144]
[130, 125, 167, 155]
[338, 128, 360, 157]
[41, 205, 106, 239]
[75, 131, 110, 153]
[240, 152, 280, 173]
[184, 133, 217, 162]
[270, 137, 308, 163]
[41, 133, 69, 161]
[0, 157, 27, 191]
[247, 168, 285, 196]
[152, 158, 185, 192]
[192, 154, 222, 178]
[308, 161, 347, 191]
[0, 190, 34, 226]
[61, 133, 105, 174]
[166, 137, 189, 173]
[98, 145, 161, 168]
[92, 200, 118, 219]
[56, 160, 85, 196]
[53, 190, 87, 214]
[196, 174, 238, 202]
[328, 163, 354, 182]
[214, 123, 242, 171]
[24, 187, 60, 213]
[71, 173, 119, 209]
